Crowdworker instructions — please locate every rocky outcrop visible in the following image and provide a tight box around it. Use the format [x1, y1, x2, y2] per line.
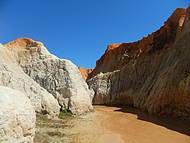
[0, 86, 36, 143]
[0, 44, 59, 118]
[5, 38, 93, 115]
[88, 8, 190, 118]
[79, 67, 93, 80]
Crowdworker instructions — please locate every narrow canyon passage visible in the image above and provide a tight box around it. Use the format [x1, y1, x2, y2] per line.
[35, 106, 190, 143]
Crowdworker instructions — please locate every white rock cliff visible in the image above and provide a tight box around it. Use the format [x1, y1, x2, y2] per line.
[0, 86, 36, 143]
[0, 44, 60, 118]
[5, 38, 94, 115]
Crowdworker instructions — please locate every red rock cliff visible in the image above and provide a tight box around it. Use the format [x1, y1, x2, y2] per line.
[79, 67, 93, 80]
[88, 8, 190, 118]
[89, 8, 186, 78]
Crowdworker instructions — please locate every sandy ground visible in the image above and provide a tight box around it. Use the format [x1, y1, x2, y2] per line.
[34, 106, 190, 143]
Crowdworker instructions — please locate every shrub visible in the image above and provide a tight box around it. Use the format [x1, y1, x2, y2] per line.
[58, 110, 72, 119]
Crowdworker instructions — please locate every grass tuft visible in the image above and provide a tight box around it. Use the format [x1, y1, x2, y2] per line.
[59, 110, 72, 119]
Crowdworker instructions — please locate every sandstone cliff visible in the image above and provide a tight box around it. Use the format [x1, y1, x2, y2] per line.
[79, 67, 93, 80]
[88, 8, 190, 118]
[5, 38, 93, 115]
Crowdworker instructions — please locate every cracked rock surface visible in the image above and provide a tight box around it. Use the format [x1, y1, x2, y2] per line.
[0, 44, 59, 118]
[0, 86, 36, 143]
[5, 38, 93, 115]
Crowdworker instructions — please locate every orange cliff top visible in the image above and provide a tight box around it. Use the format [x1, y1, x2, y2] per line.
[89, 8, 187, 77]
[105, 8, 186, 54]
[4, 38, 43, 49]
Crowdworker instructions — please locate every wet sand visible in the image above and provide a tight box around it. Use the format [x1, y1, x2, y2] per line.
[35, 106, 190, 143]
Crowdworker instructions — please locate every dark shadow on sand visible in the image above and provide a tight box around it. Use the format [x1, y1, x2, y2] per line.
[114, 107, 190, 136]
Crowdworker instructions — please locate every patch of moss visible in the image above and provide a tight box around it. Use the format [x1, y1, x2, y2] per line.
[47, 131, 65, 137]
[59, 110, 72, 119]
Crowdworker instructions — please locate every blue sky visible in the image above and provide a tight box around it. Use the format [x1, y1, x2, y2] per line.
[0, 0, 189, 68]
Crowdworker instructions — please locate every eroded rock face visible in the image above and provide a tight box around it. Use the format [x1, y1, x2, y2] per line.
[79, 67, 93, 80]
[0, 86, 36, 143]
[0, 44, 60, 118]
[5, 38, 93, 115]
[89, 8, 186, 78]
[88, 8, 190, 118]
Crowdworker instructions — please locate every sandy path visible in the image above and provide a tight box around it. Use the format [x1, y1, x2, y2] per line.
[67, 106, 190, 143]
[34, 106, 190, 143]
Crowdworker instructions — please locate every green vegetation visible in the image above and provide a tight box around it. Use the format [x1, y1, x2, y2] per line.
[59, 110, 72, 119]
[47, 131, 65, 137]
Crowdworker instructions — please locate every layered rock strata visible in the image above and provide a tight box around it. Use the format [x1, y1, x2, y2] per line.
[88, 8, 190, 118]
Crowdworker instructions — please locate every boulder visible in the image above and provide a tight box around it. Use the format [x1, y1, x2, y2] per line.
[0, 86, 36, 143]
